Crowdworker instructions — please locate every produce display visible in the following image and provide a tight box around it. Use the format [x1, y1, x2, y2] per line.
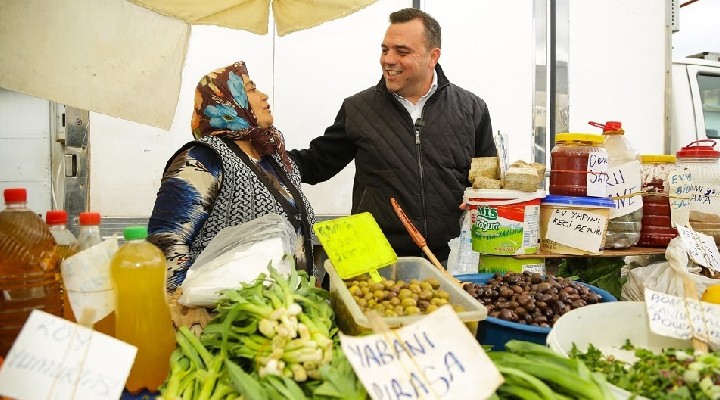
[487, 340, 614, 399]
[463, 272, 603, 327]
[158, 265, 367, 400]
[571, 341, 720, 399]
[343, 275, 463, 317]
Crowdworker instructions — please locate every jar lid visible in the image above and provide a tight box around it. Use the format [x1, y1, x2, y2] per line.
[541, 195, 615, 208]
[676, 139, 720, 159]
[640, 154, 677, 163]
[555, 133, 605, 145]
[79, 212, 101, 226]
[46, 210, 68, 225]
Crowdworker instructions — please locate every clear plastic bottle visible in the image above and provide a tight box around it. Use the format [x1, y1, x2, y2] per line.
[454, 189, 480, 275]
[590, 121, 643, 248]
[111, 226, 174, 393]
[0, 188, 61, 356]
[71, 212, 115, 337]
[46, 210, 79, 322]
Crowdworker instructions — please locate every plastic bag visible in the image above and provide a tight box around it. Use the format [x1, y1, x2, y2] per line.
[621, 236, 720, 300]
[179, 213, 296, 307]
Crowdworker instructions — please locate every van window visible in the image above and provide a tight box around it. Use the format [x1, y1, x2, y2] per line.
[699, 73, 720, 139]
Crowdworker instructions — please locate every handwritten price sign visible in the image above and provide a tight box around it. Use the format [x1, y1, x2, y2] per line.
[545, 209, 607, 253]
[677, 225, 720, 273]
[644, 288, 720, 349]
[340, 306, 502, 400]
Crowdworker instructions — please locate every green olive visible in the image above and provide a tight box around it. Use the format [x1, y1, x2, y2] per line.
[400, 297, 417, 307]
[405, 306, 421, 315]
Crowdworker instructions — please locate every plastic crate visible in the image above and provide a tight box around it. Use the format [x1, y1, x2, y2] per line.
[455, 273, 616, 350]
[326, 257, 487, 336]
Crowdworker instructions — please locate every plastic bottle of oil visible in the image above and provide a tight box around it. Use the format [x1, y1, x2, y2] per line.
[110, 226, 174, 393]
[0, 188, 61, 356]
[67, 211, 116, 337]
[46, 210, 79, 322]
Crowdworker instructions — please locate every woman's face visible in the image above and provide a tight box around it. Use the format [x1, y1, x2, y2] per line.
[242, 74, 273, 128]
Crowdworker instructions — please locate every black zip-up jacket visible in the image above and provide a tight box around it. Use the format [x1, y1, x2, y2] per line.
[289, 64, 496, 261]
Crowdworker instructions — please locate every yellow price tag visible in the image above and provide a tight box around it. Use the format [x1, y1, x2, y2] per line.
[313, 212, 397, 279]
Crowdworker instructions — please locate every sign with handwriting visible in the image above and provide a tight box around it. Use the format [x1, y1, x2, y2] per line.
[586, 151, 608, 197]
[677, 225, 720, 273]
[545, 208, 607, 253]
[340, 305, 503, 400]
[0, 310, 136, 400]
[606, 160, 643, 218]
[644, 288, 720, 348]
[313, 212, 397, 279]
[669, 169, 692, 227]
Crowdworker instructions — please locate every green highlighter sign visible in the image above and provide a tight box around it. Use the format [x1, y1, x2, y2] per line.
[313, 212, 397, 280]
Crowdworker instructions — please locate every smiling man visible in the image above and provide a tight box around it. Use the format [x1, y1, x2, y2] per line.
[289, 8, 496, 265]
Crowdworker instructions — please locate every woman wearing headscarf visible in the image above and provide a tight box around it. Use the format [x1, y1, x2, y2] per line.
[148, 61, 315, 292]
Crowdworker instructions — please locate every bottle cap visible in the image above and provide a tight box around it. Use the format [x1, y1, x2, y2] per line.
[79, 212, 101, 226]
[123, 226, 148, 241]
[46, 210, 68, 225]
[4, 188, 27, 203]
[676, 139, 720, 159]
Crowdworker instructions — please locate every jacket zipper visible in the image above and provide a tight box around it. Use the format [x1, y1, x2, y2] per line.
[414, 116, 429, 240]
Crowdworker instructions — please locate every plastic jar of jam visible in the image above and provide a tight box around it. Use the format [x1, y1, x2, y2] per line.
[638, 154, 677, 247]
[549, 133, 608, 197]
[590, 121, 643, 249]
[676, 140, 720, 244]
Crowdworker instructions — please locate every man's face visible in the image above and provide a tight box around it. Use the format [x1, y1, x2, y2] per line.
[242, 73, 273, 128]
[380, 19, 440, 104]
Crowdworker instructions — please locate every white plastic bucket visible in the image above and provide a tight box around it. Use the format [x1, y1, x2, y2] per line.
[466, 189, 545, 255]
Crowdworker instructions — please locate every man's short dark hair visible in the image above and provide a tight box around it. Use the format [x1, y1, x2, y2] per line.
[389, 8, 441, 50]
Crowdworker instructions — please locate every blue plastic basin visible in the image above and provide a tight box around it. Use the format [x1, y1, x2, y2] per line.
[455, 273, 617, 350]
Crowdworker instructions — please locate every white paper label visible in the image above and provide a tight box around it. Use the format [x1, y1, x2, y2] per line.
[644, 288, 720, 348]
[0, 310, 136, 400]
[677, 225, 720, 272]
[340, 306, 503, 400]
[545, 208, 607, 253]
[61, 236, 118, 323]
[586, 151, 608, 197]
[687, 180, 720, 216]
[669, 169, 692, 227]
[606, 160, 643, 218]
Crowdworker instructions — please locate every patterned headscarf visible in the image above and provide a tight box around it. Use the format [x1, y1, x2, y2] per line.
[191, 61, 291, 172]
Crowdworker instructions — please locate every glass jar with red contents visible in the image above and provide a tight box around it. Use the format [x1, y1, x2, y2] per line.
[549, 133, 608, 197]
[638, 154, 678, 247]
[676, 140, 720, 244]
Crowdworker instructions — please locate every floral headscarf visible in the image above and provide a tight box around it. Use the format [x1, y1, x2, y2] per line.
[191, 61, 291, 172]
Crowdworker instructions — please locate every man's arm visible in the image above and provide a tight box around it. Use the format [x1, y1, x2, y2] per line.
[474, 100, 497, 157]
[288, 104, 357, 184]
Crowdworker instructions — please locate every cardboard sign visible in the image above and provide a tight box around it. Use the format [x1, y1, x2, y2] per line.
[677, 225, 720, 273]
[340, 305, 503, 400]
[669, 169, 692, 227]
[606, 160, 643, 218]
[313, 212, 397, 280]
[0, 310, 136, 400]
[545, 208, 607, 253]
[586, 151, 608, 197]
[644, 288, 720, 349]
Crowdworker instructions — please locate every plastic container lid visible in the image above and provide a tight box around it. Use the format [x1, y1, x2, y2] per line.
[45, 210, 68, 225]
[589, 120, 624, 135]
[3, 188, 27, 203]
[541, 195, 615, 208]
[79, 212, 101, 226]
[676, 139, 720, 159]
[123, 226, 148, 240]
[640, 154, 676, 163]
[555, 133, 605, 145]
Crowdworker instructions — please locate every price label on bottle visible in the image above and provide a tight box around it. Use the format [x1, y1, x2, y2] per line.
[669, 169, 692, 227]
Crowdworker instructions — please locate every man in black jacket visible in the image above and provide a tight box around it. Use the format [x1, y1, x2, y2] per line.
[289, 8, 496, 263]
